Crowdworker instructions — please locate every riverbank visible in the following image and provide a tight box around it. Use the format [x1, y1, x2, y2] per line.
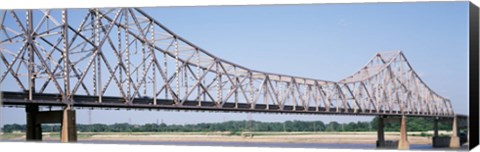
[1, 131, 454, 144]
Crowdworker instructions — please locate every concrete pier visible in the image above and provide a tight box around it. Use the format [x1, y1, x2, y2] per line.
[431, 117, 447, 147]
[433, 117, 438, 137]
[432, 117, 464, 148]
[376, 115, 409, 149]
[449, 117, 460, 148]
[26, 105, 42, 140]
[61, 107, 77, 142]
[24, 105, 77, 142]
[397, 115, 409, 150]
[376, 115, 385, 147]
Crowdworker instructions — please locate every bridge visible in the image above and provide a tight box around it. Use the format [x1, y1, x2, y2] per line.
[0, 8, 468, 149]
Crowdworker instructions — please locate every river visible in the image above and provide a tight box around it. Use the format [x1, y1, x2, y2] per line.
[74, 140, 468, 151]
[0, 140, 469, 151]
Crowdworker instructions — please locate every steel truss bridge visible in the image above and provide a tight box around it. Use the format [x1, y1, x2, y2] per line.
[0, 8, 456, 118]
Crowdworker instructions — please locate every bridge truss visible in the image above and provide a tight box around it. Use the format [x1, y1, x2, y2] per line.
[0, 8, 453, 117]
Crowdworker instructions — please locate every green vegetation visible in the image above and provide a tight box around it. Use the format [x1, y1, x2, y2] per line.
[1, 117, 454, 133]
[370, 117, 453, 132]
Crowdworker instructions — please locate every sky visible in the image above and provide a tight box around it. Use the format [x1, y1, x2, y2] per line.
[0, 2, 469, 125]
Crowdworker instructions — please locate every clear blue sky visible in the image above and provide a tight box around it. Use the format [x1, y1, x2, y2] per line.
[1, 2, 469, 125]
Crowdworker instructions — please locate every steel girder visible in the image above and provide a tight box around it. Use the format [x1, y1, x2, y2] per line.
[0, 8, 453, 116]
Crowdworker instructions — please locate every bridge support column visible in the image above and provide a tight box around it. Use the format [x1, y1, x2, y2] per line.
[376, 115, 385, 147]
[60, 107, 77, 142]
[26, 105, 42, 141]
[449, 117, 460, 148]
[433, 117, 439, 137]
[431, 117, 451, 147]
[25, 105, 76, 142]
[398, 115, 409, 150]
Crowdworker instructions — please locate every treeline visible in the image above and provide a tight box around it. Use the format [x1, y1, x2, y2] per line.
[1, 117, 453, 133]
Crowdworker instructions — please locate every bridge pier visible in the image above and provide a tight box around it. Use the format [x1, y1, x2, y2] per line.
[432, 117, 444, 147]
[432, 117, 448, 147]
[432, 117, 464, 148]
[376, 115, 385, 147]
[376, 115, 409, 150]
[449, 116, 460, 148]
[398, 115, 409, 150]
[433, 117, 439, 137]
[26, 105, 42, 141]
[60, 107, 77, 142]
[24, 105, 77, 142]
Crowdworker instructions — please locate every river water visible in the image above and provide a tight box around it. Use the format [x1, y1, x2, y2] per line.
[74, 140, 468, 151]
[1, 140, 469, 151]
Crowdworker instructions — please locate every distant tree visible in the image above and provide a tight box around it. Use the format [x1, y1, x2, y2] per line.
[2, 117, 455, 133]
[325, 121, 340, 132]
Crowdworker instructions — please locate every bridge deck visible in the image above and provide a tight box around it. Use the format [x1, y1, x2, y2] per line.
[1, 91, 458, 118]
